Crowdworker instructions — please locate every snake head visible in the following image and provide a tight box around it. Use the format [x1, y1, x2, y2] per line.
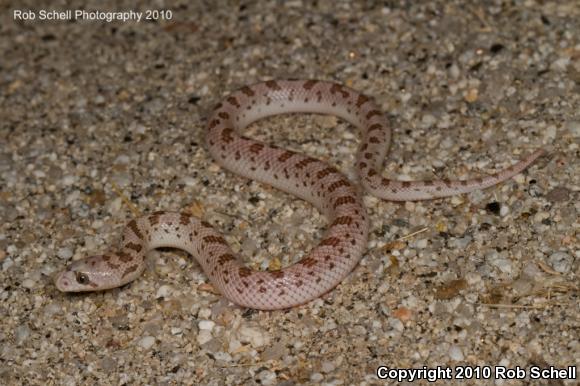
[54, 255, 121, 292]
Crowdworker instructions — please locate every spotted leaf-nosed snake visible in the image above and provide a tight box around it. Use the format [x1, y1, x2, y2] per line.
[55, 80, 544, 310]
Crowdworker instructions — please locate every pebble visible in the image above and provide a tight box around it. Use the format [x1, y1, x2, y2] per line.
[533, 211, 550, 223]
[421, 113, 437, 129]
[2, 257, 14, 270]
[15, 325, 31, 345]
[550, 56, 570, 71]
[499, 205, 509, 217]
[213, 351, 232, 362]
[257, 370, 277, 386]
[155, 285, 173, 299]
[389, 318, 404, 332]
[448, 64, 460, 78]
[440, 137, 454, 149]
[236, 325, 270, 348]
[448, 345, 464, 361]
[196, 330, 213, 346]
[100, 357, 116, 372]
[464, 88, 479, 103]
[522, 263, 544, 280]
[321, 361, 336, 373]
[43, 303, 61, 318]
[107, 197, 123, 214]
[114, 154, 130, 165]
[566, 120, 580, 136]
[310, 373, 324, 382]
[181, 176, 197, 187]
[56, 247, 73, 260]
[451, 195, 464, 206]
[94, 94, 105, 105]
[512, 277, 534, 295]
[227, 337, 242, 353]
[61, 175, 76, 186]
[545, 187, 570, 202]
[451, 236, 472, 249]
[547, 251, 573, 273]
[352, 324, 367, 335]
[414, 238, 428, 249]
[486, 250, 512, 274]
[111, 172, 131, 187]
[491, 258, 512, 274]
[544, 125, 557, 142]
[21, 278, 35, 289]
[138, 336, 156, 349]
[198, 308, 212, 319]
[198, 320, 215, 331]
[262, 342, 287, 361]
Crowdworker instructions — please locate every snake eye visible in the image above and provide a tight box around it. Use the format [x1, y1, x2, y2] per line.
[76, 272, 90, 285]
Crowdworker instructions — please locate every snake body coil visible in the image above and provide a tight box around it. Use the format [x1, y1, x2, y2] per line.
[55, 80, 543, 310]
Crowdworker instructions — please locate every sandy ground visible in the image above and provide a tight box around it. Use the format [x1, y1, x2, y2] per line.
[1, 1, 578, 385]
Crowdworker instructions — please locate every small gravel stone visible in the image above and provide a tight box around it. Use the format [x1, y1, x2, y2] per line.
[100, 357, 117, 372]
[114, 154, 130, 165]
[451, 195, 464, 206]
[213, 351, 232, 362]
[262, 342, 286, 361]
[310, 373, 324, 382]
[181, 176, 197, 187]
[449, 345, 464, 361]
[198, 308, 212, 319]
[492, 258, 512, 274]
[196, 330, 213, 346]
[414, 238, 428, 249]
[566, 120, 580, 136]
[56, 247, 73, 260]
[94, 94, 105, 105]
[545, 187, 571, 202]
[155, 285, 173, 299]
[547, 251, 573, 273]
[550, 56, 570, 71]
[43, 303, 61, 318]
[2, 258, 14, 271]
[544, 125, 557, 142]
[389, 318, 404, 332]
[421, 113, 437, 128]
[236, 325, 270, 348]
[15, 325, 31, 345]
[451, 235, 472, 249]
[321, 361, 336, 373]
[486, 250, 512, 274]
[533, 211, 550, 223]
[61, 175, 76, 186]
[21, 278, 35, 289]
[499, 205, 509, 217]
[257, 370, 277, 386]
[138, 336, 156, 350]
[198, 320, 215, 331]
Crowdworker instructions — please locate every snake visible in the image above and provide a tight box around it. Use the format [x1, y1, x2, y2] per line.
[54, 80, 544, 310]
